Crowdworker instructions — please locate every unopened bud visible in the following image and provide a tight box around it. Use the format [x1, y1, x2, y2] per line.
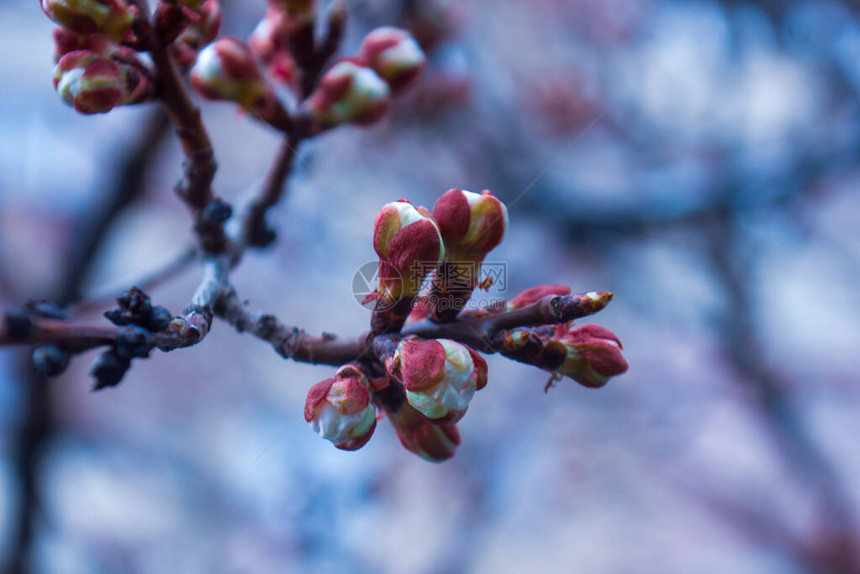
[41, 0, 135, 42]
[387, 401, 461, 462]
[388, 337, 487, 423]
[53, 50, 149, 114]
[557, 324, 628, 388]
[507, 285, 571, 310]
[304, 364, 376, 451]
[433, 188, 508, 263]
[306, 60, 390, 129]
[248, 8, 298, 85]
[176, 0, 221, 51]
[373, 200, 444, 302]
[191, 38, 287, 125]
[358, 27, 426, 94]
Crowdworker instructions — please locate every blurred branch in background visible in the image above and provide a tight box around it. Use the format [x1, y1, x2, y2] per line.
[5, 109, 170, 574]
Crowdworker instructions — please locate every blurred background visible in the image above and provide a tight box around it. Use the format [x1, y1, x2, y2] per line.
[1, 0, 860, 572]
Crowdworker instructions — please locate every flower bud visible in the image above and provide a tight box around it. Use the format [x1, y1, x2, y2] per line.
[190, 38, 286, 124]
[41, 0, 135, 43]
[558, 324, 628, 388]
[248, 8, 298, 85]
[433, 188, 508, 263]
[507, 285, 571, 310]
[386, 401, 461, 462]
[357, 27, 426, 94]
[304, 364, 376, 451]
[373, 200, 444, 302]
[53, 27, 109, 61]
[306, 61, 390, 129]
[388, 337, 486, 423]
[53, 50, 149, 114]
[177, 0, 221, 51]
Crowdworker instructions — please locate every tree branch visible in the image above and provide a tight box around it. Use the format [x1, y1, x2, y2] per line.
[150, 43, 227, 253]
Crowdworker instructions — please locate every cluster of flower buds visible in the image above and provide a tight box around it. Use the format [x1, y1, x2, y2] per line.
[190, 37, 289, 127]
[370, 199, 444, 333]
[53, 50, 150, 114]
[43, 0, 158, 113]
[304, 193, 627, 461]
[304, 27, 425, 131]
[304, 364, 376, 451]
[303, 338, 482, 462]
[41, 0, 136, 43]
[430, 188, 509, 321]
[385, 337, 487, 424]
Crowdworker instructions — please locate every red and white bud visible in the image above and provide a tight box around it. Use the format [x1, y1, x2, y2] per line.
[357, 27, 426, 94]
[53, 27, 111, 61]
[386, 401, 461, 462]
[373, 200, 444, 302]
[306, 61, 391, 129]
[557, 324, 628, 388]
[388, 337, 487, 423]
[433, 188, 509, 263]
[53, 50, 149, 114]
[191, 38, 286, 124]
[41, 0, 135, 42]
[304, 364, 376, 451]
[248, 8, 298, 85]
[507, 285, 571, 310]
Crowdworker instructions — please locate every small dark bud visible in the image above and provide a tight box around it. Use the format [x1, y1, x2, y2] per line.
[3, 312, 33, 339]
[32, 345, 71, 377]
[203, 198, 233, 224]
[115, 326, 153, 360]
[147, 306, 172, 332]
[107, 287, 157, 327]
[119, 287, 152, 317]
[90, 349, 132, 391]
[25, 299, 66, 320]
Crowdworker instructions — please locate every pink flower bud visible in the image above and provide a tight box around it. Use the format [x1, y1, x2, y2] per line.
[53, 50, 149, 114]
[558, 324, 628, 388]
[248, 8, 298, 85]
[304, 364, 376, 451]
[307, 60, 391, 128]
[41, 0, 135, 43]
[388, 338, 487, 423]
[357, 27, 426, 94]
[176, 0, 221, 51]
[386, 401, 461, 462]
[53, 27, 109, 61]
[373, 200, 444, 301]
[190, 38, 286, 123]
[507, 285, 571, 310]
[433, 189, 509, 263]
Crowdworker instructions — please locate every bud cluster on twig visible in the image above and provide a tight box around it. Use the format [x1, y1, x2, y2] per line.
[17, 0, 631, 464]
